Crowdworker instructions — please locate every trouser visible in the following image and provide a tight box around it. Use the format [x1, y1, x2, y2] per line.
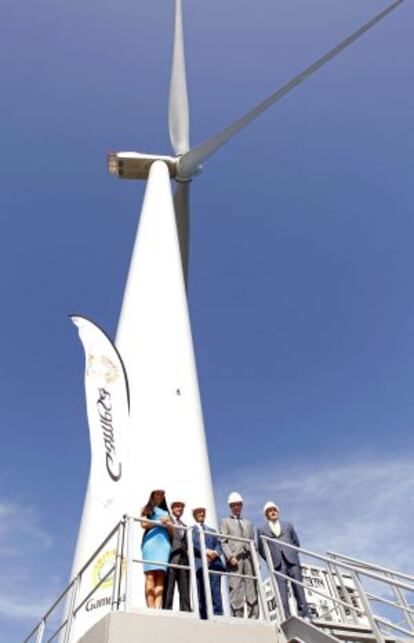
[163, 553, 191, 611]
[228, 555, 259, 619]
[196, 567, 223, 619]
[275, 556, 309, 619]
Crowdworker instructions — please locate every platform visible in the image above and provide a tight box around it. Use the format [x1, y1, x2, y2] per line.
[79, 610, 280, 643]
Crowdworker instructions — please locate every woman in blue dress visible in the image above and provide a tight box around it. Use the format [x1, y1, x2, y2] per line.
[141, 489, 173, 608]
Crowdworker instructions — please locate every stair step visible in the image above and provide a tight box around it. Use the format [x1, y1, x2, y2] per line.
[314, 622, 396, 643]
[282, 616, 341, 643]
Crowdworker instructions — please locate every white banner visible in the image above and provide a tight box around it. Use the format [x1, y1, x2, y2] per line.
[67, 315, 130, 641]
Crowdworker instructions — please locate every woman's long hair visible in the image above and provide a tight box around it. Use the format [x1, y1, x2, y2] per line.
[141, 490, 169, 518]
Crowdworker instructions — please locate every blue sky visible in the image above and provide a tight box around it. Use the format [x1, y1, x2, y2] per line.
[1, 0, 413, 640]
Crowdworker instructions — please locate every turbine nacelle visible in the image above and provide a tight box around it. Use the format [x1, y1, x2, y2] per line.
[107, 151, 202, 181]
[108, 152, 178, 180]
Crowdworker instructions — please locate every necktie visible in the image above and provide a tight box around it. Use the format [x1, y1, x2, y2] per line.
[237, 518, 243, 537]
[176, 518, 184, 538]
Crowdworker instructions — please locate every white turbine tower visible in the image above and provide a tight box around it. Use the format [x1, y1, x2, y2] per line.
[68, 0, 404, 639]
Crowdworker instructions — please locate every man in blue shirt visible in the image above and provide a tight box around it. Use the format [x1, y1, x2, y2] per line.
[192, 506, 224, 619]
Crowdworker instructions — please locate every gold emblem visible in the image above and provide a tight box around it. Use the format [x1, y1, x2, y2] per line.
[92, 549, 126, 590]
[87, 355, 118, 383]
[92, 550, 116, 589]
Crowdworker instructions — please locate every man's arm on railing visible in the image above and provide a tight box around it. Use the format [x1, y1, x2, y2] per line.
[209, 531, 223, 558]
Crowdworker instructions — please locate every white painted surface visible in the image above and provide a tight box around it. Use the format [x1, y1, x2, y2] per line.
[115, 160, 216, 606]
[79, 611, 279, 643]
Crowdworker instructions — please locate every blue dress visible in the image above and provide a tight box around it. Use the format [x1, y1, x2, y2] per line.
[141, 506, 172, 573]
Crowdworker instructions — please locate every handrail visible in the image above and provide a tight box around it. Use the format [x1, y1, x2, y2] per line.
[270, 565, 369, 618]
[260, 534, 414, 593]
[24, 519, 124, 643]
[328, 550, 414, 583]
[269, 560, 414, 639]
[45, 616, 68, 643]
[74, 564, 116, 615]
[23, 579, 75, 643]
[133, 515, 192, 530]
[366, 590, 414, 617]
[208, 568, 258, 581]
[23, 581, 75, 643]
[214, 530, 254, 544]
[132, 557, 191, 570]
[76, 519, 123, 580]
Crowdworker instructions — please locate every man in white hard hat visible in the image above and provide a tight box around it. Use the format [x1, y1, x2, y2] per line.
[257, 502, 309, 620]
[220, 492, 259, 618]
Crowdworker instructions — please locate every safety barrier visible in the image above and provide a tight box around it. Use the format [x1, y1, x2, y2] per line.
[260, 535, 414, 642]
[24, 515, 414, 642]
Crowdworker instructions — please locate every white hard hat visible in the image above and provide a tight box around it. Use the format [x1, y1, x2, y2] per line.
[263, 501, 279, 515]
[227, 491, 243, 504]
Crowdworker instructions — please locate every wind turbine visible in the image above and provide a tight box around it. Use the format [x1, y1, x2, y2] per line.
[69, 0, 405, 638]
[109, 0, 404, 277]
[111, 0, 404, 558]
[112, 0, 403, 604]
[112, 0, 403, 603]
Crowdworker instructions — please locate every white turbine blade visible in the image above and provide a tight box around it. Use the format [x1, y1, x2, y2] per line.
[174, 181, 191, 286]
[169, 0, 190, 155]
[178, 0, 404, 178]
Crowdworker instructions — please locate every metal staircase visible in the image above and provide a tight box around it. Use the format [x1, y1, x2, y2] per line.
[282, 615, 342, 642]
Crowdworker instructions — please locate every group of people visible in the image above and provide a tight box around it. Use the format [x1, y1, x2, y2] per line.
[140, 489, 309, 621]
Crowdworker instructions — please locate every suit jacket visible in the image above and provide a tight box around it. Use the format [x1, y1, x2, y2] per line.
[257, 521, 301, 567]
[220, 516, 254, 561]
[169, 518, 188, 563]
[192, 524, 225, 572]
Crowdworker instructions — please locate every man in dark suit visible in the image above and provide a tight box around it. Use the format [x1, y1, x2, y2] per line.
[257, 501, 309, 620]
[163, 500, 191, 611]
[192, 506, 224, 619]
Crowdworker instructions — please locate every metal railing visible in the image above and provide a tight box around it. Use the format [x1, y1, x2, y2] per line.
[125, 515, 199, 614]
[197, 526, 270, 620]
[24, 519, 125, 643]
[327, 551, 414, 638]
[25, 515, 414, 643]
[260, 535, 414, 642]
